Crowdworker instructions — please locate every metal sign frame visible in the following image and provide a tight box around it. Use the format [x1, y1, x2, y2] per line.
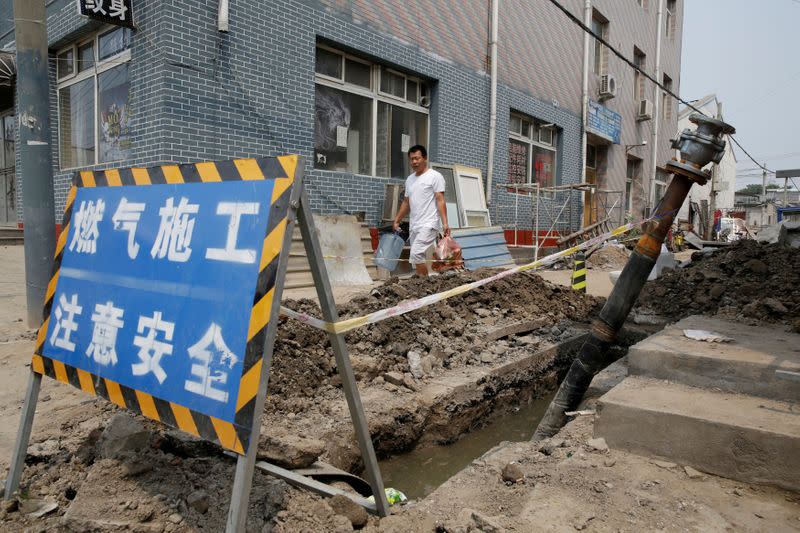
[4, 156, 390, 530]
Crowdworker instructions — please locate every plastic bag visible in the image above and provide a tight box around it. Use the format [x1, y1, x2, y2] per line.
[433, 234, 464, 272]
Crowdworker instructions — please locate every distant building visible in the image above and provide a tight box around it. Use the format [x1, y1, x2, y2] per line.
[0, 0, 683, 242]
[675, 94, 736, 235]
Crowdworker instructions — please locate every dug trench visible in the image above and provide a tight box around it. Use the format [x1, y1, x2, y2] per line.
[0, 269, 653, 531]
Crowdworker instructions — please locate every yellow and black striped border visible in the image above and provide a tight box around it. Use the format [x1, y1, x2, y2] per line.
[33, 156, 299, 455]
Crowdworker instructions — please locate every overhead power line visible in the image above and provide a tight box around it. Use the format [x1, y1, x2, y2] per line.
[544, 0, 774, 174]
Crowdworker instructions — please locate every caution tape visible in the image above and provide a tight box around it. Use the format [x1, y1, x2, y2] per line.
[280, 215, 651, 335]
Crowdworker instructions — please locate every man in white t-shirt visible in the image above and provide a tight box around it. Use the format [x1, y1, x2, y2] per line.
[392, 145, 449, 276]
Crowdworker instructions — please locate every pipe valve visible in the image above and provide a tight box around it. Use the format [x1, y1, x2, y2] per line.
[668, 114, 735, 185]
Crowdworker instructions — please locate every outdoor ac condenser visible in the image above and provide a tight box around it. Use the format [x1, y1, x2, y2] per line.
[599, 74, 617, 99]
[637, 99, 653, 121]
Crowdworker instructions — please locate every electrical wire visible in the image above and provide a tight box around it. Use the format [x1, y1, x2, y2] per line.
[544, 0, 775, 174]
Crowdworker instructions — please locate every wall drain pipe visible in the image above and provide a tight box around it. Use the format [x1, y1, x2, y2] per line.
[532, 114, 735, 440]
[485, 0, 499, 205]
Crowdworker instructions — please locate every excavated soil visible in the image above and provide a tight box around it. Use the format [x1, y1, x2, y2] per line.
[270, 269, 602, 411]
[636, 240, 800, 332]
[1, 270, 605, 532]
[586, 245, 630, 270]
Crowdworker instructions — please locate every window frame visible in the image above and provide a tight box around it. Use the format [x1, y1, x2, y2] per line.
[591, 13, 608, 76]
[313, 44, 431, 178]
[508, 112, 558, 192]
[633, 47, 646, 101]
[56, 26, 132, 170]
[665, 0, 677, 39]
[662, 74, 673, 121]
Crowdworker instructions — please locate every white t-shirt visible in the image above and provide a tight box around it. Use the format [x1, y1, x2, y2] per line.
[405, 167, 446, 231]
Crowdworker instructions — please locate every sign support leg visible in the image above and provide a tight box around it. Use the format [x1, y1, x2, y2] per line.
[226, 169, 306, 532]
[4, 370, 41, 499]
[297, 190, 390, 517]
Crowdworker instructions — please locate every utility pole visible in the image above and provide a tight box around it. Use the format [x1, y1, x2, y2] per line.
[13, 0, 56, 327]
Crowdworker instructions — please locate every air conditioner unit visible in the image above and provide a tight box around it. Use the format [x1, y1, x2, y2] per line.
[599, 74, 617, 99]
[637, 99, 653, 121]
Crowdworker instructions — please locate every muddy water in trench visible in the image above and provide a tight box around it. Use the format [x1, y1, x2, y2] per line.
[378, 391, 556, 500]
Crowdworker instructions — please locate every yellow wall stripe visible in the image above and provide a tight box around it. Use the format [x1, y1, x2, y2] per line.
[136, 391, 160, 422]
[171, 403, 200, 436]
[55, 222, 70, 257]
[45, 271, 59, 303]
[53, 360, 69, 384]
[104, 169, 122, 186]
[36, 317, 50, 350]
[32, 355, 44, 375]
[65, 186, 77, 212]
[236, 359, 262, 412]
[259, 219, 286, 272]
[195, 161, 222, 182]
[131, 168, 151, 185]
[105, 380, 127, 408]
[77, 369, 96, 396]
[271, 177, 293, 203]
[277, 154, 298, 180]
[247, 288, 274, 341]
[210, 417, 242, 453]
[162, 165, 184, 184]
[233, 158, 265, 181]
[80, 171, 96, 188]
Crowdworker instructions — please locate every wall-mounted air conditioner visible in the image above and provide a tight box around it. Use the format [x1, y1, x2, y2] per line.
[599, 74, 617, 99]
[637, 99, 653, 121]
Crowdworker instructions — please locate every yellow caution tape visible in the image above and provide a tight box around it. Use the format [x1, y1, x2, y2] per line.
[280, 217, 650, 335]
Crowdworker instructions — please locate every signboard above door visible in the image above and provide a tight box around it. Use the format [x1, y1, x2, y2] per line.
[77, 0, 135, 29]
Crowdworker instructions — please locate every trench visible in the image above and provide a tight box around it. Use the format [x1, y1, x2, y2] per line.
[364, 325, 650, 501]
[378, 390, 556, 499]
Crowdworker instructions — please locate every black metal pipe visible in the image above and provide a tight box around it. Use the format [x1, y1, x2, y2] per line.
[532, 113, 735, 441]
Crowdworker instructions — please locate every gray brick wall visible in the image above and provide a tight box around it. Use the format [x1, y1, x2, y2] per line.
[8, 0, 682, 237]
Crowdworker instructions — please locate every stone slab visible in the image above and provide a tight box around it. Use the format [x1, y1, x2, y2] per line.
[595, 376, 800, 492]
[628, 315, 800, 401]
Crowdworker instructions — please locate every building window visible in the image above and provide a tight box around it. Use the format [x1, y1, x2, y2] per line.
[57, 27, 132, 170]
[626, 157, 641, 212]
[665, 0, 677, 39]
[653, 168, 669, 206]
[591, 12, 608, 75]
[507, 112, 558, 189]
[662, 74, 673, 121]
[313, 45, 430, 178]
[633, 47, 646, 101]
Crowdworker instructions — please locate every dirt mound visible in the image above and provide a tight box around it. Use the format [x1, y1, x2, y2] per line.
[270, 269, 602, 410]
[586, 245, 629, 270]
[636, 240, 800, 331]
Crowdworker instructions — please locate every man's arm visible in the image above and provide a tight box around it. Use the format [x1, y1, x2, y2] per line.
[393, 197, 410, 232]
[434, 191, 450, 236]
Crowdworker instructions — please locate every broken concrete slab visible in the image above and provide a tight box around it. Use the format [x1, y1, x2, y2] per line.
[482, 318, 548, 343]
[257, 432, 326, 469]
[595, 376, 800, 492]
[98, 413, 150, 459]
[627, 315, 800, 401]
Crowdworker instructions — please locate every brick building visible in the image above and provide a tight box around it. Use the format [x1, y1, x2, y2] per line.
[0, 0, 683, 242]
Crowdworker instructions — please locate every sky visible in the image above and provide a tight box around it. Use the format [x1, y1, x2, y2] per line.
[681, 0, 800, 191]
